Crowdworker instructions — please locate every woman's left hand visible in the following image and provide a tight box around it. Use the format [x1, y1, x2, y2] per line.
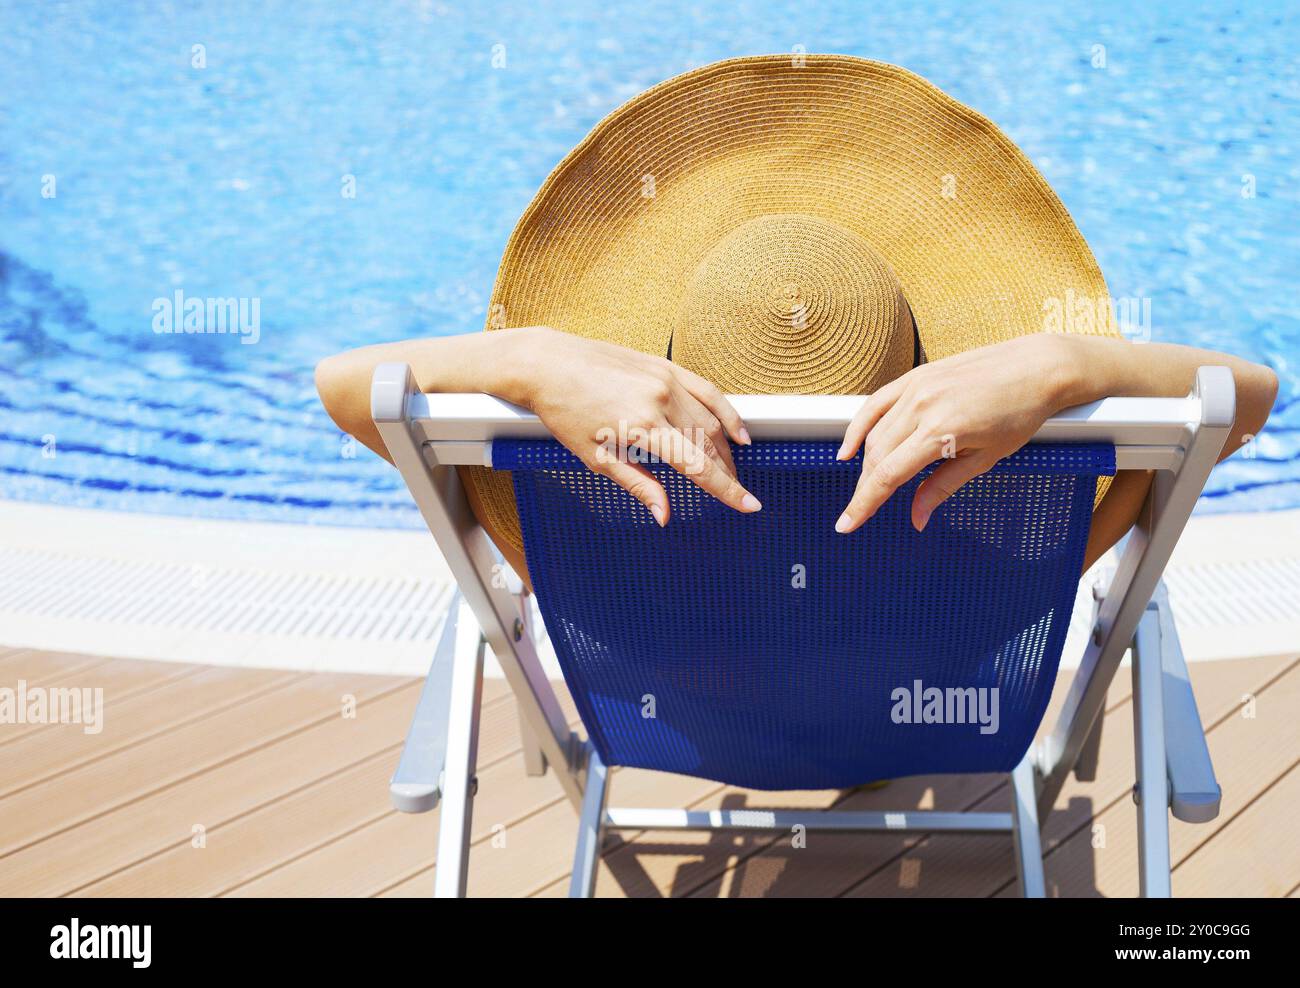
[836, 334, 1078, 533]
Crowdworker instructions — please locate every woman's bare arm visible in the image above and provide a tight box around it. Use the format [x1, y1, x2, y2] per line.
[1066, 337, 1277, 567]
[836, 334, 1279, 569]
[315, 327, 758, 581]
[316, 331, 534, 464]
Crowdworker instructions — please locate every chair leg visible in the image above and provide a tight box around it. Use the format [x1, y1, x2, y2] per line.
[568, 745, 609, 898]
[514, 586, 548, 778]
[1010, 753, 1047, 898]
[518, 706, 548, 777]
[432, 612, 486, 898]
[1132, 607, 1173, 897]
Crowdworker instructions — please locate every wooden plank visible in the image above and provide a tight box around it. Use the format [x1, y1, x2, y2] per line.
[0, 659, 198, 747]
[80, 749, 403, 897]
[690, 776, 1007, 900]
[0, 649, 113, 684]
[1011, 660, 1300, 898]
[846, 655, 1295, 898]
[234, 761, 677, 898]
[2, 648, 1294, 899]
[1172, 765, 1299, 897]
[228, 694, 587, 897]
[9, 683, 421, 896]
[375, 867, 432, 897]
[0, 669, 379, 860]
[0, 648, 39, 669]
[62, 679, 422, 897]
[70, 683, 536, 897]
[466, 769, 744, 898]
[228, 805, 440, 897]
[0, 665, 301, 802]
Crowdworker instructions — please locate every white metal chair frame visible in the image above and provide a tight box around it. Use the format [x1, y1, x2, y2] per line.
[372, 362, 1234, 898]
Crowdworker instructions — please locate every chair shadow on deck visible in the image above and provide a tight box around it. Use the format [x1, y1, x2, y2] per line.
[599, 783, 1103, 898]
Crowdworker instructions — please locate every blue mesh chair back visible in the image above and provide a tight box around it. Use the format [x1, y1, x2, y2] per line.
[494, 439, 1114, 791]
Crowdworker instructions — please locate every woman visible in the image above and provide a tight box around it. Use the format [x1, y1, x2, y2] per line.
[315, 56, 1277, 582]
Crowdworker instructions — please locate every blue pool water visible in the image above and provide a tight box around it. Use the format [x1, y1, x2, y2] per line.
[1, 0, 1297, 527]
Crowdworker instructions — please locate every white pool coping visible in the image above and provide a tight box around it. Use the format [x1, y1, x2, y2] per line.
[1, 499, 1297, 678]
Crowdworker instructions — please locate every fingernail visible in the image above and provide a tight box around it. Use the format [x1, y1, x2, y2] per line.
[915, 512, 930, 532]
[738, 427, 752, 446]
[649, 503, 666, 526]
[836, 444, 849, 460]
[835, 512, 853, 533]
[741, 493, 762, 512]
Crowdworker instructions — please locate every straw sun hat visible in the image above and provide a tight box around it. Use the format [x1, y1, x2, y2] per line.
[465, 54, 1119, 554]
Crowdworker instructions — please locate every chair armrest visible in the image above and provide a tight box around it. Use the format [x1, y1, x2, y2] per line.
[390, 591, 462, 813]
[1153, 586, 1222, 823]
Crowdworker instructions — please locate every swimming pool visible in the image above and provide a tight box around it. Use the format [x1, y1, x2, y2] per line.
[1, 0, 1296, 527]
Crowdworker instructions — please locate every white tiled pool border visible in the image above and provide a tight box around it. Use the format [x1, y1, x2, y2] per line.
[0, 499, 1297, 678]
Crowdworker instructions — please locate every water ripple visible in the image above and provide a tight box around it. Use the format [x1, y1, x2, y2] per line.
[1, 1, 1296, 526]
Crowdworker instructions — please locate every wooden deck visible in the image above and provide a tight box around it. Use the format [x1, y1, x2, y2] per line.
[0, 646, 1295, 898]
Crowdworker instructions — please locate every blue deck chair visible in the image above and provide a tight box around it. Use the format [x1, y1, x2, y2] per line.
[373, 364, 1233, 898]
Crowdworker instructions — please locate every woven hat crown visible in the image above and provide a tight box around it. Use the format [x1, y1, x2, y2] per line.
[672, 214, 914, 394]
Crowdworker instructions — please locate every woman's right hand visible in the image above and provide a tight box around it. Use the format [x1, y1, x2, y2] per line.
[506, 327, 761, 525]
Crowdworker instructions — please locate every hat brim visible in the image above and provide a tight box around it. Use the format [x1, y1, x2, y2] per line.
[465, 54, 1119, 555]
